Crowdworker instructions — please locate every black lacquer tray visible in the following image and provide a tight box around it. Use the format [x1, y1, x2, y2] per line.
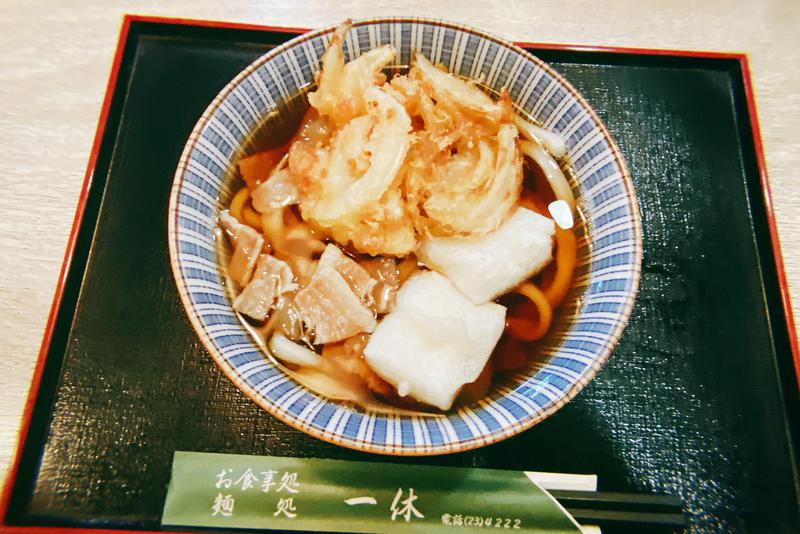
[2, 15, 798, 534]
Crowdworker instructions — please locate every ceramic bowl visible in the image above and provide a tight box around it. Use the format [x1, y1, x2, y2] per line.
[168, 17, 642, 455]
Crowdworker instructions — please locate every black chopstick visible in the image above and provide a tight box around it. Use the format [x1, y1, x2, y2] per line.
[550, 490, 687, 529]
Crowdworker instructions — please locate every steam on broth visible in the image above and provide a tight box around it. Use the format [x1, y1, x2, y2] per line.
[218, 21, 578, 412]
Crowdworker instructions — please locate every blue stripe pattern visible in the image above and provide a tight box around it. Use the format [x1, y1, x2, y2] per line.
[168, 18, 641, 455]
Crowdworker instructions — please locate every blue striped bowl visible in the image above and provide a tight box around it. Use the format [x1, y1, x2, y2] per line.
[168, 18, 642, 455]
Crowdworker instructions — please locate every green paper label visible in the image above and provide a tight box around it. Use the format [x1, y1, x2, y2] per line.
[162, 451, 583, 533]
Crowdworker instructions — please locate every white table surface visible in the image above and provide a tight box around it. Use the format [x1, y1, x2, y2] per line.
[1, 0, 798, 487]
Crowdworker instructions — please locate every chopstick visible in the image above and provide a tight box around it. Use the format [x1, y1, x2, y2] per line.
[550, 490, 687, 530]
[526, 471, 686, 530]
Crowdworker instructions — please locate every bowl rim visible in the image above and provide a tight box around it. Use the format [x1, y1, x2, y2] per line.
[167, 16, 643, 456]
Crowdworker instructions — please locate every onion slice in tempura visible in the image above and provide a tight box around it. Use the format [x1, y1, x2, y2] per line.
[299, 84, 413, 248]
[308, 22, 396, 126]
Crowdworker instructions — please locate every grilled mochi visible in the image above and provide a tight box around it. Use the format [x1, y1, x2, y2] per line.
[418, 207, 555, 304]
[233, 254, 297, 321]
[363, 271, 506, 410]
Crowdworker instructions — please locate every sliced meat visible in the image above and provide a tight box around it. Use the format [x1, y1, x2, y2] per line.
[234, 279, 277, 321]
[295, 266, 376, 344]
[359, 257, 399, 314]
[317, 244, 377, 303]
[218, 210, 242, 245]
[360, 257, 400, 287]
[233, 254, 297, 321]
[219, 210, 264, 286]
[252, 254, 296, 290]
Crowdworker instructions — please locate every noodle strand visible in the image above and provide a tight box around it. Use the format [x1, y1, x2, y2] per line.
[242, 203, 263, 231]
[507, 282, 552, 342]
[541, 227, 577, 307]
[229, 187, 250, 224]
[230, 186, 263, 231]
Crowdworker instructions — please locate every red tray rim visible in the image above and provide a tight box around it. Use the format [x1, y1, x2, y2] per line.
[1, 13, 797, 533]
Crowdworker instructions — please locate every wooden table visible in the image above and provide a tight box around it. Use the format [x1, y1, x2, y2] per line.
[1, 0, 798, 484]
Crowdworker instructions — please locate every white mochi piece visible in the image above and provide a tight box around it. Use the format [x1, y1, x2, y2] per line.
[418, 207, 556, 304]
[363, 271, 506, 410]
